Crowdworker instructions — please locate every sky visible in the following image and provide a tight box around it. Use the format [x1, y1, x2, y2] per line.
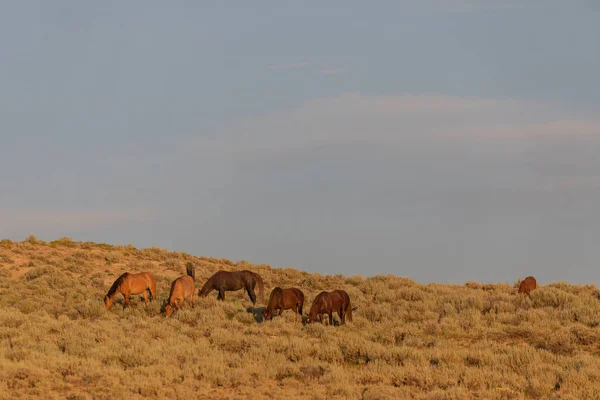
[1, 1, 600, 284]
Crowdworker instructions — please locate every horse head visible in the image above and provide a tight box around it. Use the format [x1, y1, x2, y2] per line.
[164, 303, 175, 318]
[263, 308, 273, 321]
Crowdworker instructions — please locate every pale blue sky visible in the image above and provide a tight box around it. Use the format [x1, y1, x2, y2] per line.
[2, 1, 600, 283]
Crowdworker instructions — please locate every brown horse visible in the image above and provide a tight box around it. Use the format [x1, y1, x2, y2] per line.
[518, 276, 537, 298]
[264, 287, 304, 321]
[164, 263, 196, 317]
[306, 289, 352, 325]
[198, 270, 264, 304]
[104, 272, 157, 310]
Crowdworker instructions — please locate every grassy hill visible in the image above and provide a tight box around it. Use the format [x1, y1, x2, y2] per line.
[1, 236, 600, 399]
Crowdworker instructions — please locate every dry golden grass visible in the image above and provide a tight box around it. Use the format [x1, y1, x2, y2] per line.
[1, 237, 600, 399]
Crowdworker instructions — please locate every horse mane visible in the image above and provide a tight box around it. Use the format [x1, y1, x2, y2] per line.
[167, 278, 177, 303]
[106, 272, 129, 298]
[268, 287, 282, 302]
[186, 263, 195, 280]
[271, 287, 282, 296]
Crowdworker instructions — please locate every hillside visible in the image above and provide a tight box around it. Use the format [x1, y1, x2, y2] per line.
[1, 236, 600, 399]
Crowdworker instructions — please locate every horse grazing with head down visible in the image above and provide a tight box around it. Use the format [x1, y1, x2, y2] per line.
[518, 276, 537, 298]
[164, 263, 196, 317]
[104, 272, 157, 310]
[198, 270, 264, 304]
[264, 287, 304, 321]
[305, 289, 352, 326]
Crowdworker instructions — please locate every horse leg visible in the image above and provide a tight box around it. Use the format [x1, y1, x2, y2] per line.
[143, 290, 149, 305]
[328, 312, 334, 326]
[123, 292, 130, 309]
[150, 281, 157, 302]
[218, 288, 225, 301]
[246, 286, 257, 304]
[190, 292, 194, 308]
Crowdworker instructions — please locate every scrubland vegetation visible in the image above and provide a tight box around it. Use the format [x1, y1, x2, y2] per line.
[1, 236, 600, 399]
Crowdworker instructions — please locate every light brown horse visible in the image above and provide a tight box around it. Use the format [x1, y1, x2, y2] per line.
[198, 270, 264, 304]
[264, 287, 304, 321]
[518, 276, 537, 298]
[305, 289, 352, 325]
[164, 263, 196, 317]
[104, 272, 157, 310]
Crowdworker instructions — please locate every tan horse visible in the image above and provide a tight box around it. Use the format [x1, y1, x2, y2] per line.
[518, 276, 537, 298]
[104, 272, 157, 310]
[164, 263, 196, 317]
[264, 287, 304, 321]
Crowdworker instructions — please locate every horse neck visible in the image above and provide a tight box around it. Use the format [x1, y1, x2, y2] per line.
[309, 298, 324, 318]
[106, 281, 123, 301]
[199, 276, 215, 295]
[106, 290, 118, 302]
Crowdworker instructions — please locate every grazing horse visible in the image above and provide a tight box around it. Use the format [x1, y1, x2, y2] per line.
[198, 270, 264, 304]
[104, 272, 156, 310]
[164, 263, 196, 317]
[264, 287, 304, 321]
[306, 289, 352, 325]
[518, 276, 537, 298]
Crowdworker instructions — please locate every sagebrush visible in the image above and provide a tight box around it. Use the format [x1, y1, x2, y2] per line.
[1, 239, 600, 399]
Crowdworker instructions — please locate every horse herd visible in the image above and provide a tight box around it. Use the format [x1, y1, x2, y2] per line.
[104, 263, 539, 324]
[103, 263, 354, 324]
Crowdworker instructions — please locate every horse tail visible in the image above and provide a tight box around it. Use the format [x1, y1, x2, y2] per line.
[346, 298, 353, 322]
[148, 273, 157, 300]
[254, 273, 265, 304]
[297, 289, 304, 315]
[186, 262, 195, 280]
[106, 272, 129, 299]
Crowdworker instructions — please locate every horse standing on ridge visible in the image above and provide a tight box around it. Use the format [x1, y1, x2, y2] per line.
[104, 272, 157, 310]
[518, 276, 537, 299]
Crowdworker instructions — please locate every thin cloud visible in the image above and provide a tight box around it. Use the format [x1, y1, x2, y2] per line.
[421, 0, 544, 12]
[267, 62, 309, 70]
[319, 67, 346, 75]
[0, 208, 155, 238]
[445, 120, 600, 140]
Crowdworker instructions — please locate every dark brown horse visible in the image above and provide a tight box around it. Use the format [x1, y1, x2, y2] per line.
[198, 270, 264, 304]
[164, 263, 196, 317]
[104, 272, 157, 310]
[264, 287, 304, 321]
[306, 289, 352, 325]
[518, 276, 537, 298]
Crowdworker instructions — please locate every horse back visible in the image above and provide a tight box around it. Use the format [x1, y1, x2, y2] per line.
[333, 289, 350, 308]
[279, 288, 301, 307]
[171, 275, 195, 299]
[123, 272, 155, 294]
[290, 288, 304, 300]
